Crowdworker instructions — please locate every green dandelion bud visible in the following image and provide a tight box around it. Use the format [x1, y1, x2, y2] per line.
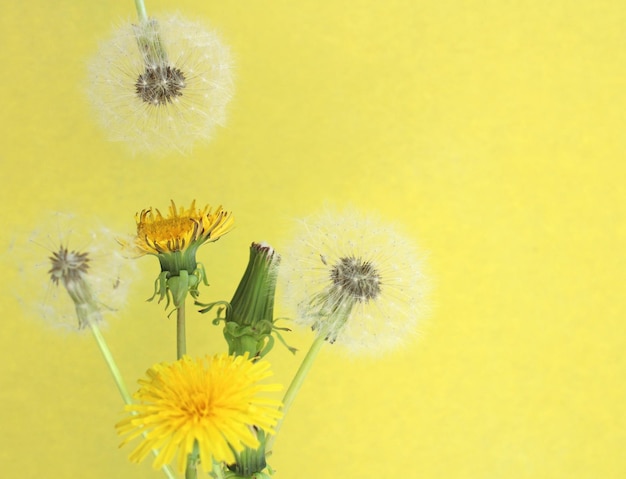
[198, 242, 296, 358]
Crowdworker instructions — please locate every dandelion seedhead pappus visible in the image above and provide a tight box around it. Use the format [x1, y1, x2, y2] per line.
[87, 14, 234, 154]
[281, 209, 430, 354]
[15, 213, 136, 331]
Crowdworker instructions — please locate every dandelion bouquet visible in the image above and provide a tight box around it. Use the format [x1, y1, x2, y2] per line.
[31, 1, 430, 478]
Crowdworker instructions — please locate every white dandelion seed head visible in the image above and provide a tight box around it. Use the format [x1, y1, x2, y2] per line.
[280, 208, 430, 355]
[87, 13, 234, 154]
[13, 213, 138, 332]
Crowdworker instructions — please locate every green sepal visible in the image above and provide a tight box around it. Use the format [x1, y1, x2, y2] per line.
[148, 264, 208, 311]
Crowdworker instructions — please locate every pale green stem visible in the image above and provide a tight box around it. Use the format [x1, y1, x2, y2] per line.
[88, 320, 178, 479]
[88, 320, 133, 404]
[185, 442, 199, 479]
[185, 461, 197, 479]
[134, 0, 148, 22]
[266, 333, 327, 453]
[211, 461, 226, 479]
[177, 302, 187, 359]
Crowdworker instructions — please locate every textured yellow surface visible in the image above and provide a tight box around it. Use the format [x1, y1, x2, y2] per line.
[1, 1, 625, 478]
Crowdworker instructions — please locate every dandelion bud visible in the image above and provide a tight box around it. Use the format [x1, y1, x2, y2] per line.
[198, 242, 296, 358]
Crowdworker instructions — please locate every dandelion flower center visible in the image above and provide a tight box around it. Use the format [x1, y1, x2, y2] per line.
[48, 247, 90, 285]
[330, 255, 381, 302]
[138, 215, 198, 251]
[135, 64, 186, 105]
[134, 200, 234, 255]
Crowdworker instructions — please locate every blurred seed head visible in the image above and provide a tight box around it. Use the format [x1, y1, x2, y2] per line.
[13, 213, 137, 332]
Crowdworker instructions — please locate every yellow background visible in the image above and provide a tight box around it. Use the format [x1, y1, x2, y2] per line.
[1, 0, 625, 478]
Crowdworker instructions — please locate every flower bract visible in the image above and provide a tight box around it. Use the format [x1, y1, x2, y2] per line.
[116, 353, 282, 472]
[280, 209, 430, 354]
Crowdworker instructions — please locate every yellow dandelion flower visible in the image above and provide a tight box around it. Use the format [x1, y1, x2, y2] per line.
[125, 200, 234, 307]
[134, 200, 233, 256]
[116, 353, 282, 473]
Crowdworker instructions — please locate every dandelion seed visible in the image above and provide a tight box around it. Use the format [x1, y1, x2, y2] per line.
[280, 208, 430, 354]
[87, 14, 234, 154]
[116, 353, 282, 473]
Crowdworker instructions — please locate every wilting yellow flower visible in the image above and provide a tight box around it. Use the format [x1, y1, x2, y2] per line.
[87, 13, 234, 154]
[280, 208, 430, 354]
[116, 353, 282, 472]
[134, 200, 233, 256]
[125, 200, 233, 307]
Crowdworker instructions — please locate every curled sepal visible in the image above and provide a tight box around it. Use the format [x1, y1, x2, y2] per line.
[148, 271, 172, 308]
[148, 266, 206, 309]
[198, 299, 297, 359]
[223, 321, 273, 359]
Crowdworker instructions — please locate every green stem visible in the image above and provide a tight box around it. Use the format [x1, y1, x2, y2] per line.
[266, 333, 326, 453]
[88, 320, 133, 404]
[185, 460, 197, 479]
[211, 461, 226, 479]
[88, 320, 178, 479]
[185, 442, 199, 479]
[134, 0, 148, 22]
[177, 301, 187, 359]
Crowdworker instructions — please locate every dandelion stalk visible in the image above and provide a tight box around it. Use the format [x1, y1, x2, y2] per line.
[45, 233, 178, 477]
[134, 0, 148, 22]
[211, 461, 226, 479]
[266, 332, 327, 453]
[87, 319, 178, 479]
[87, 320, 133, 404]
[185, 443, 199, 479]
[177, 301, 187, 359]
